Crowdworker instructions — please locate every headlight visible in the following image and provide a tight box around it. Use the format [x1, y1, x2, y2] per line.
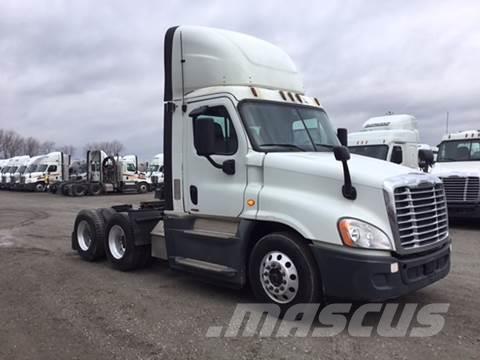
[338, 218, 393, 250]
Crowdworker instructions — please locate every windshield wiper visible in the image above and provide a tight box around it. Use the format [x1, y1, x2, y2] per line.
[315, 143, 335, 150]
[259, 143, 306, 152]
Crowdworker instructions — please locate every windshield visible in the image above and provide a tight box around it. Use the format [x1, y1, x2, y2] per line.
[1, 167, 10, 174]
[26, 164, 37, 172]
[10, 166, 18, 173]
[437, 140, 480, 162]
[349, 145, 389, 160]
[149, 165, 159, 172]
[239, 101, 339, 152]
[18, 166, 27, 174]
[37, 164, 48, 172]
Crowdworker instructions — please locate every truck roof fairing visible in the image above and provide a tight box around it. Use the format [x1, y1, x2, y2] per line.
[163, 26, 304, 102]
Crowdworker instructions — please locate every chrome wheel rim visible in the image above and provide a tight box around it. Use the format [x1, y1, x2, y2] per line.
[35, 183, 44, 192]
[109, 225, 126, 260]
[77, 220, 92, 251]
[260, 251, 299, 304]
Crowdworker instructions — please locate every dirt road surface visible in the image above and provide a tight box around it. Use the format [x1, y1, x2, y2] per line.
[0, 191, 478, 359]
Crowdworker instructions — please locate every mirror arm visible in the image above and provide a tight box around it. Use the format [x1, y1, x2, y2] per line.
[205, 155, 223, 169]
[341, 161, 357, 200]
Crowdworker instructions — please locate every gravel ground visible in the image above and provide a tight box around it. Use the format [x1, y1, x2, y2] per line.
[0, 190, 478, 360]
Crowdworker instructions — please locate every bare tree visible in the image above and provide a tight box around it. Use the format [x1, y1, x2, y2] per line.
[23, 137, 41, 156]
[84, 140, 125, 156]
[0, 129, 25, 157]
[40, 141, 56, 154]
[57, 145, 76, 157]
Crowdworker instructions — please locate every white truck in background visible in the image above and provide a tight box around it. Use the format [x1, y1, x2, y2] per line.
[1, 156, 30, 190]
[146, 153, 164, 190]
[431, 130, 480, 218]
[348, 114, 434, 171]
[18, 155, 45, 190]
[22, 152, 70, 192]
[10, 156, 31, 190]
[70, 26, 450, 311]
[56, 150, 149, 196]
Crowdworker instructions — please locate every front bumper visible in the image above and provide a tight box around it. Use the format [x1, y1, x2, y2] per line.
[310, 240, 450, 301]
[447, 202, 480, 218]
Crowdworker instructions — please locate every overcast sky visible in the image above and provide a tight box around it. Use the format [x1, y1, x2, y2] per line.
[1, 0, 479, 159]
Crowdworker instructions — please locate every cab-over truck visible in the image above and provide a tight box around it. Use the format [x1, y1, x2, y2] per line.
[71, 26, 451, 310]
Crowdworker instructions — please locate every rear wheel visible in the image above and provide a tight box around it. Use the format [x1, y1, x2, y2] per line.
[248, 232, 322, 312]
[72, 183, 87, 196]
[89, 183, 103, 196]
[72, 209, 106, 261]
[105, 213, 151, 271]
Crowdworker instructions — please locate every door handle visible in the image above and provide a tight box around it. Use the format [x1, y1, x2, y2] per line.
[190, 185, 198, 205]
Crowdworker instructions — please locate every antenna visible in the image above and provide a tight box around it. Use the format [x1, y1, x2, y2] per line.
[180, 31, 186, 113]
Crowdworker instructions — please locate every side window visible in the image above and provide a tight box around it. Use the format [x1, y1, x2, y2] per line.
[126, 163, 136, 172]
[391, 146, 403, 164]
[48, 165, 57, 172]
[193, 106, 238, 155]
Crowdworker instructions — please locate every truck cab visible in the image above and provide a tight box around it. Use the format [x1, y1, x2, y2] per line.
[348, 114, 425, 169]
[24, 152, 70, 192]
[146, 153, 164, 189]
[431, 130, 480, 218]
[72, 26, 450, 309]
[10, 156, 31, 190]
[1, 157, 16, 189]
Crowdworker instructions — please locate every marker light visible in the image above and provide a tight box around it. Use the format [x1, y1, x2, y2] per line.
[338, 218, 393, 250]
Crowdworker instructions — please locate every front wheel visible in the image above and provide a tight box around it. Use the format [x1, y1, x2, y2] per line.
[137, 182, 149, 194]
[248, 232, 322, 311]
[34, 182, 45, 192]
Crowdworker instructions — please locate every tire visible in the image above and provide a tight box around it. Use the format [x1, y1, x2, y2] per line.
[96, 208, 117, 224]
[72, 183, 87, 197]
[137, 182, 149, 194]
[72, 209, 107, 261]
[34, 182, 45, 192]
[89, 183, 103, 196]
[63, 184, 72, 196]
[105, 213, 151, 271]
[248, 232, 322, 312]
[49, 183, 58, 194]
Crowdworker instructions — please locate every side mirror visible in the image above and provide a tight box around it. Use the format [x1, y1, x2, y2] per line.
[333, 145, 351, 161]
[337, 128, 348, 147]
[419, 149, 434, 165]
[193, 120, 216, 156]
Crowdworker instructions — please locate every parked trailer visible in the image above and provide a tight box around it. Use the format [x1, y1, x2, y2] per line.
[56, 150, 149, 196]
[431, 130, 480, 218]
[71, 26, 450, 311]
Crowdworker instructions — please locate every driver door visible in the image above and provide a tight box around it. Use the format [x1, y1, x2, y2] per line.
[183, 97, 248, 217]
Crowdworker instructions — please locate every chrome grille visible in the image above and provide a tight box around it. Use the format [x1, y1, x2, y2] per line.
[151, 176, 158, 184]
[440, 176, 480, 202]
[20, 176, 26, 184]
[1, 176, 6, 184]
[394, 183, 448, 250]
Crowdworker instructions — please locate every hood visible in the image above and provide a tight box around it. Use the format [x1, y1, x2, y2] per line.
[431, 161, 480, 177]
[263, 152, 423, 189]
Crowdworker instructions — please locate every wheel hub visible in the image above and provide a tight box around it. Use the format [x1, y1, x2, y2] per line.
[260, 251, 299, 304]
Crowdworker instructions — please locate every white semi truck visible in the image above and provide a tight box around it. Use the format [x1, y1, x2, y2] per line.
[9, 155, 31, 190]
[57, 150, 149, 196]
[22, 152, 70, 192]
[1, 156, 30, 190]
[349, 114, 434, 171]
[71, 26, 450, 310]
[146, 153, 164, 190]
[431, 130, 480, 218]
